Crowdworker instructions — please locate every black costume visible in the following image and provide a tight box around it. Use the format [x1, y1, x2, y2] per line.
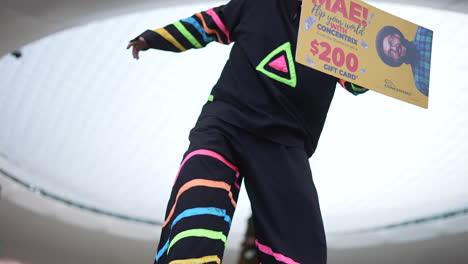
[132, 0, 367, 263]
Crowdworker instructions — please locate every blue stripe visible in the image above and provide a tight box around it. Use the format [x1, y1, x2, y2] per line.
[155, 240, 169, 261]
[172, 207, 232, 228]
[154, 207, 231, 261]
[181, 17, 215, 43]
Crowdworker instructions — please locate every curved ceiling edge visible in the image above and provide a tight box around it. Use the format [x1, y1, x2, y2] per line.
[1, 0, 467, 56]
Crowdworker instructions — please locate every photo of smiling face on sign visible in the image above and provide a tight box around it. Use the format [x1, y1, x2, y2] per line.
[376, 25, 433, 96]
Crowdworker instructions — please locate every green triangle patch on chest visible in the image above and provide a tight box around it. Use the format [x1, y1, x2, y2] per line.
[256, 42, 297, 88]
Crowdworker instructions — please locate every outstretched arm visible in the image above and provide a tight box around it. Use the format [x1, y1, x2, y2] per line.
[338, 79, 369, 95]
[127, 0, 246, 59]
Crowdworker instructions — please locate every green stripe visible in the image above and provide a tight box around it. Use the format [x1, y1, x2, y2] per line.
[350, 83, 368, 92]
[174, 21, 203, 49]
[168, 229, 226, 253]
[208, 94, 214, 102]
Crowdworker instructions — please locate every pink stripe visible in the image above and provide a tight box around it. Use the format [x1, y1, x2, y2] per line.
[255, 240, 300, 264]
[206, 9, 231, 43]
[174, 149, 240, 189]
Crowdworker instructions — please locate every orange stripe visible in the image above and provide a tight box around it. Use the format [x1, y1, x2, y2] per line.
[195, 13, 223, 44]
[339, 79, 346, 88]
[162, 179, 237, 228]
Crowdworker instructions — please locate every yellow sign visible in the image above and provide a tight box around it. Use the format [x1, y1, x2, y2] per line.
[296, 0, 433, 108]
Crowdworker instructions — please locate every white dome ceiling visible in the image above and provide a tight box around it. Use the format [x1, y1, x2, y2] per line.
[1, 1, 467, 250]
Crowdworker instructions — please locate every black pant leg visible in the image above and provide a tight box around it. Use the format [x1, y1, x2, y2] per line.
[241, 135, 327, 264]
[155, 121, 242, 264]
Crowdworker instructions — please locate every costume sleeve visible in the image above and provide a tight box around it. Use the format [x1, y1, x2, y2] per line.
[131, 0, 246, 52]
[338, 79, 369, 95]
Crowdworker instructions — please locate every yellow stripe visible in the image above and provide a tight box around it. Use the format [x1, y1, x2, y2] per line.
[169, 255, 221, 264]
[154, 28, 187, 51]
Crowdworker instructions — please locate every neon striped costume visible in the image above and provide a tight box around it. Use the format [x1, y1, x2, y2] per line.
[131, 0, 367, 263]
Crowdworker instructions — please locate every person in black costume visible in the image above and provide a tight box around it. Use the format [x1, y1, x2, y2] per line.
[128, 0, 367, 263]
